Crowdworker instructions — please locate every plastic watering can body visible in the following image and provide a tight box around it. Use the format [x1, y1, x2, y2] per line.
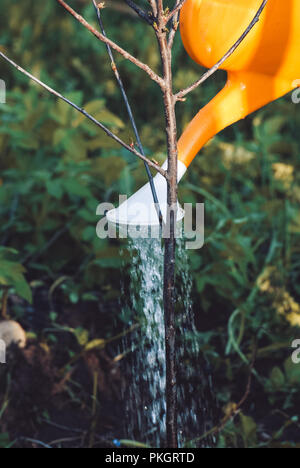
[178, 0, 300, 168]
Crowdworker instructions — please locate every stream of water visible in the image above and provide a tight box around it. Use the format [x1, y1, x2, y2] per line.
[121, 233, 216, 448]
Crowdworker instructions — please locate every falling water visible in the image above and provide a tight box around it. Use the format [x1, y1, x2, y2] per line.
[122, 236, 166, 447]
[121, 231, 216, 448]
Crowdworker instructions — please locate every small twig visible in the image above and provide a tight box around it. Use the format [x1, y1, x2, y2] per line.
[0, 399, 9, 421]
[168, 0, 181, 48]
[0, 51, 166, 177]
[165, 0, 187, 24]
[113, 348, 132, 362]
[149, 0, 158, 17]
[157, 0, 164, 19]
[55, 0, 164, 88]
[273, 410, 300, 431]
[123, 0, 153, 24]
[49, 436, 82, 446]
[89, 371, 99, 448]
[236, 339, 258, 408]
[175, 0, 269, 100]
[92, 1, 163, 223]
[20, 437, 53, 449]
[40, 418, 86, 434]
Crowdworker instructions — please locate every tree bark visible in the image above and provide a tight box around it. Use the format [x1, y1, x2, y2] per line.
[157, 25, 179, 448]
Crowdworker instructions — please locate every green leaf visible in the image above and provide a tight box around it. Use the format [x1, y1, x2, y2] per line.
[284, 358, 300, 385]
[14, 278, 33, 303]
[84, 339, 106, 351]
[0, 249, 32, 303]
[63, 179, 91, 198]
[73, 327, 89, 347]
[82, 226, 96, 242]
[270, 367, 285, 389]
[119, 439, 151, 448]
[239, 413, 257, 447]
[46, 179, 63, 199]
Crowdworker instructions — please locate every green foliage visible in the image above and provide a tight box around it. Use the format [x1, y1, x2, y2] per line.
[0, 247, 32, 303]
[181, 101, 300, 446]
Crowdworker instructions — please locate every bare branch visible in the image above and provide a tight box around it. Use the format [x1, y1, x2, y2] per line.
[0, 50, 167, 178]
[56, 0, 165, 88]
[148, 0, 158, 17]
[167, 0, 181, 48]
[157, 0, 164, 17]
[155, 0, 179, 448]
[165, 0, 187, 24]
[92, 0, 163, 222]
[123, 0, 153, 24]
[175, 0, 269, 100]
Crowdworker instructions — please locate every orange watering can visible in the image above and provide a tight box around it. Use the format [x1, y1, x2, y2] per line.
[107, 0, 300, 226]
[178, 0, 300, 169]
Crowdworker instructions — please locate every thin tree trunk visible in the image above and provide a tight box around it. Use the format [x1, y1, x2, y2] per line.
[163, 232, 178, 448]
[157, 28, 179, 448]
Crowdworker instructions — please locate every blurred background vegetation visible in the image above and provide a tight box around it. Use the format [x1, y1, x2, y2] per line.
[0, 0, 300, 448]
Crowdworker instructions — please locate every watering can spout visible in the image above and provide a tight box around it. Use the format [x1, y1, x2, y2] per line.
[106, 160, 187, 227]
[177, 71, 294, 168]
